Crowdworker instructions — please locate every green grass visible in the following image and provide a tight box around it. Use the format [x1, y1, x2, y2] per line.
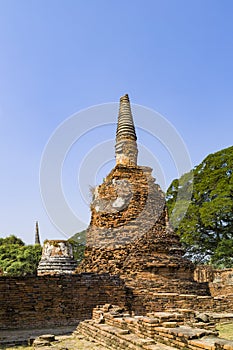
[217, 322, 233, 340]
[3, 347, 33, 350]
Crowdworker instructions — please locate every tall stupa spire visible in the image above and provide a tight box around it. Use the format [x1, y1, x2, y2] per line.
[115, 94, 138, 166]
[35, 221, 41, 245]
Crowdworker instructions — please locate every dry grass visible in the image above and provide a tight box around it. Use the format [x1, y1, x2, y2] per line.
[2, 335, 106, 350]
[217, 322, 233, 340]
[3, 347, 33, 350]
[3, 324, 233, 349]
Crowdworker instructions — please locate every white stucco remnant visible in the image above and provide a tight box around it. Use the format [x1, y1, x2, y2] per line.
[112, 197, 125, 209]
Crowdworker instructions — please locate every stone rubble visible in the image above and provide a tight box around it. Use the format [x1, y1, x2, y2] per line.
[76, 304, 233, 350]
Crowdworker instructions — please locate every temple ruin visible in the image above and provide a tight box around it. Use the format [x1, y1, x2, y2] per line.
[37, 240, 77, 275]
[74, 94, 233, 350]
[77, 94, 208, 296]
[1, 95, 232, 349]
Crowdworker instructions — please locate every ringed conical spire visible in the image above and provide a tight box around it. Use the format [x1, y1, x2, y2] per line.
[35, 221, 41, 245]
[116, 94, 137, 141]
[115, 94, 138, 166]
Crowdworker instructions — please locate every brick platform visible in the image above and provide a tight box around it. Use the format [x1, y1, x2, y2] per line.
[76, 304, 233, 350]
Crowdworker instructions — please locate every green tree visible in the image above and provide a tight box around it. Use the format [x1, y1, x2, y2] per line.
[69, 230, 86, 263]
[0, 234, 24, 246]
[0, 236, 42, 276]
[166, 146, 233, 267]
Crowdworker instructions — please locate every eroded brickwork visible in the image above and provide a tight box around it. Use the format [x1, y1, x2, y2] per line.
[77, 94, 213, 300]
[0, 274, 128, 330]
[37, 240, 77, 275]
[195, 266, 233, 296]
[0, 273, 232, 332]
[131, 291, 233, 315]
[76, 304, 233, 350]
[77, 165, 194, 281]
[210, 268, 233, 296]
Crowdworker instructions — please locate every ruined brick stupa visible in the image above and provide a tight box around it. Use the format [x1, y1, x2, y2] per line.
[77, 94, 207, 296]
[37, 240, 77, 276]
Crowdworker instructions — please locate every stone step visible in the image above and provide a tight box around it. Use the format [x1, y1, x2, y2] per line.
[76, 320, 179, 350]
[76, 307, 233, 350]
[189, 337, 218, 350]
[189, 337, 233, 350]
[155, 325, 216, 339]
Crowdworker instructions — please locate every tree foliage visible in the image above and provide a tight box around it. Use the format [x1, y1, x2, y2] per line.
[0, 235, 24, 246]
[0, 235, 42, 276]
[69, 230, 86, 264]
[166, 146, 233, 267]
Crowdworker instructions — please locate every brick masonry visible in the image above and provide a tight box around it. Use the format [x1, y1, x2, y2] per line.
[77, 165, 195, 280]
[0, 273, 232, 331]
[77, 95, 205, 297]
[1, 94, 232, 339]
[0, 274, 128, 330]
[195, 266, 233, 297]
[76, 304, 233, 350]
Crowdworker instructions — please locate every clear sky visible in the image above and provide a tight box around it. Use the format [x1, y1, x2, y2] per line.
[0, 0, 232, 244]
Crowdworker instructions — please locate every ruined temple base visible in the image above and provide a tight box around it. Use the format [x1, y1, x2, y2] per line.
[75, 304, 233, 350]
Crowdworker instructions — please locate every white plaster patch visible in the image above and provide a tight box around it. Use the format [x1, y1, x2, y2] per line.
[112, 197, 125, 209]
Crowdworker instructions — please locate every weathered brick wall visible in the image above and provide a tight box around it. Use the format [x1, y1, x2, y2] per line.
[0, 273, 232, 331]
[194, 266, 233, 296]
[194, 265, 215, 283]
[131, 292, 233, 315]
[0, 274, 129, 330]
[209, 269, 233, 296]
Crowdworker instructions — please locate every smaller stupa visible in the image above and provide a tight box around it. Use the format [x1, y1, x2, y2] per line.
[37, 240, 77, 276]
[35, 221, 41, 245]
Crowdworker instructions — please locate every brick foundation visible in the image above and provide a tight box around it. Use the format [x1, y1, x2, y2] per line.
[76, 304, 233, 350]
[0, 274, 128, 330]
[0, 273, 232, 331]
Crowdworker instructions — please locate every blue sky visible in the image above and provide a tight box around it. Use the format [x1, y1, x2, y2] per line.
[0, 0, 232, 244]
